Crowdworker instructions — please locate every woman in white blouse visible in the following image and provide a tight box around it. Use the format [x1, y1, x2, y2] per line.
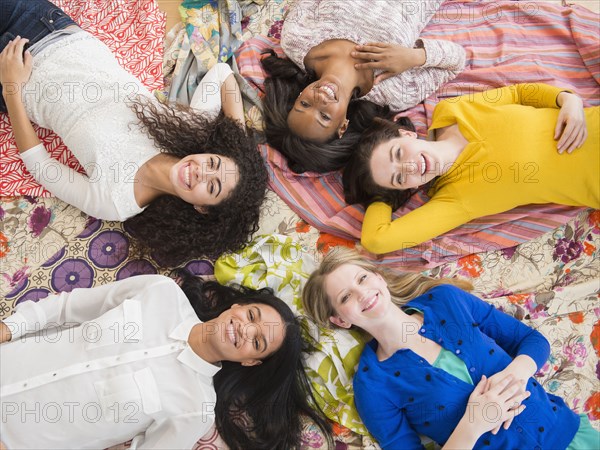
[0, 0, 268, 266]
[0, 272, 329, 450]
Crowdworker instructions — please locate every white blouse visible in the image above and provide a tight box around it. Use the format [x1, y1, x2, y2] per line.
[1, 275, 220, 449]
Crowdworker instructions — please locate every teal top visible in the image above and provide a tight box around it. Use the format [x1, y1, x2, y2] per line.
[432, 347, 473, 385]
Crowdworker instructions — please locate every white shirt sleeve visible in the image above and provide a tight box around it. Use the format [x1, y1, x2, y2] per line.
[132, 413, 215, 450]
[189, 62, 234, 117]
[2, 275, 174, 340]
[19, 143, 123, 220]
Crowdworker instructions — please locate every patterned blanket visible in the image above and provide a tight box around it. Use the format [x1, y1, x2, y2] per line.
[235, 0, 600, 270]
[0, 1, 598, 449]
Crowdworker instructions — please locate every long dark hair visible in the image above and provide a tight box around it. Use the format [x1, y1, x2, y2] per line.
[260, 50, 394, 173]
[343, 117, 434, 210]
[125, 100, 268, 267]
[177, 271, 332, 450]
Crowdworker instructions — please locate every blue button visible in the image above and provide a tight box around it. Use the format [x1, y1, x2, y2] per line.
[455, 349, 461, 355]
[438, 338, 443, 343]
[517, 427, 523, 433]
[420, 328, 426, 333]
[469, 367, 475, 372]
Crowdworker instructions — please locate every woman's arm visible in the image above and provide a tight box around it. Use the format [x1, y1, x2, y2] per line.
[18, 145, 124, 220]
[191, 63, 245, 124]
[461, 287, 550, 371]
[352, 39, 465, 85]
[445, 84, 587, 153]
[355, 386, 425, 449]
[361, 198, 470, 254]
[1, 275, 173, 341]
[443, 375, 529, 449]
[220, 73, 245, 125]
[0, 37, 41, 153]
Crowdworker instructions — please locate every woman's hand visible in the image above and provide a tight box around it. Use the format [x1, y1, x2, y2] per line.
[0, 322, 12, 344]
[352, 42, 426, 84]
[483, 355, 537, 434]
[555, 92, 587, 153]
[465, 375, 530, 437]
[443, 374, 529, 449]
[0, 36, 33, 95]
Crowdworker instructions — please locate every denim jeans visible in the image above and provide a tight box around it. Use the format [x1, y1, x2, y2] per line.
[0, 0, 77, 111]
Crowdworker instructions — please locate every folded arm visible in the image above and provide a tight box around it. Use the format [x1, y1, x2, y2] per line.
[1, 275, 173, 341]
[361, 198, 470, 255]
[191, 63, 245, 125]
[448, 83, 586, 152]
[20, 144, 124, 220]
[353, 39, 465, 86]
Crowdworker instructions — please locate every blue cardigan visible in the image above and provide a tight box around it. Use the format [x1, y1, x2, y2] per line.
[353, 285, 579, 450]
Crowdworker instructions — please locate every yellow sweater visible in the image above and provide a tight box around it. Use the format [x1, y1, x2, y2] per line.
[362, 84, 599, 254]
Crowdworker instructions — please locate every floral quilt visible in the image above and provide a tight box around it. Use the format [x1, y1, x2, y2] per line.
[0, 0, 598, 449]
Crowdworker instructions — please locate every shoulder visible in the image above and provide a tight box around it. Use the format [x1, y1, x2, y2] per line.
[136, 275, 187, 304]
[354, 341, 392, 390]
[423, 284, 470, 306]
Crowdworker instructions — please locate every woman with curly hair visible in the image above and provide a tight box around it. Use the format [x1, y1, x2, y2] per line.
[0, 271, 331, 450]
[0, 0, 267, 265]
[260, 0, 465, 173]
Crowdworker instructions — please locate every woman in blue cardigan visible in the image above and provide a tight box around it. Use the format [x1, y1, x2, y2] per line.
[302, 247, 599, 449]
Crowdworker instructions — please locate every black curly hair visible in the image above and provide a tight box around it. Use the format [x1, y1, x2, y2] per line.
[343, 117, 435, 210]
[260, 50, 395, 173]
[176, 271, 332, 450]
[125, 100, 268, 267]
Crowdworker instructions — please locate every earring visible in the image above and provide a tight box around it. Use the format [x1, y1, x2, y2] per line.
[338, 119, 350, 139]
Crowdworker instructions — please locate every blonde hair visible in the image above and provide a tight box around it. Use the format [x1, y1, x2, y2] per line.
[302, 247, 473, 328]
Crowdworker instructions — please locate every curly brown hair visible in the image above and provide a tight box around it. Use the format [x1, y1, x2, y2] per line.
[125, 99, 268, 267]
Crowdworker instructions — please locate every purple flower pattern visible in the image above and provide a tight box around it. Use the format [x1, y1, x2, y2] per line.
[553, 237, 583, 264]
[16, 288, 51, 306]
[27, 206, 52, 238]
[88, 230, 129, 268]
[563, 340, 588, 368]
[116, 259, 157, 280]
[51, 259, 94, 292]
[184, 260, 214, 276]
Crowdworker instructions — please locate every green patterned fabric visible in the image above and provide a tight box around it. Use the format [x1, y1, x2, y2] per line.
[215, 234, 370, 434]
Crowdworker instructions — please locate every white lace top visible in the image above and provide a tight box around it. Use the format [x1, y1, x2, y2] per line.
[281, 0, 466, 111]
[21, 31, 232, 221]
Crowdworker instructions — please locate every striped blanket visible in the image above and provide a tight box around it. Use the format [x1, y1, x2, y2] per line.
[236, 0, 599, 270]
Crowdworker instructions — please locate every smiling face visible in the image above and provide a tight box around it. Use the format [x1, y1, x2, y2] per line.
[286, 76, 350, 143]
[369, 129, 441, 190]
[212, 302, 286, 366]
[323, 263, 392, 330]
[169, 153, 239, 208]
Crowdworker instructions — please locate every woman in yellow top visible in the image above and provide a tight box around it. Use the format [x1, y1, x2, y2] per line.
[343, 83, 599, 255]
